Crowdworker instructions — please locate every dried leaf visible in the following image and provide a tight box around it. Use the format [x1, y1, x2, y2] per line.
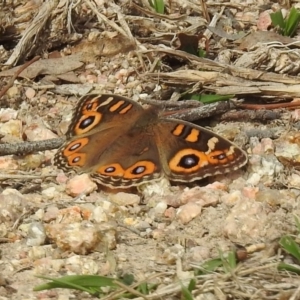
[0, 55, 84, 79]
[238, 31, 295, 50]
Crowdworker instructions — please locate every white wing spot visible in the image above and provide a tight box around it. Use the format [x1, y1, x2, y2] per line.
[206, 137, 219, 153]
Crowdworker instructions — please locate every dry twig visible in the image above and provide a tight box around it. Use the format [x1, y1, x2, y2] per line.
[0, 138, 64, 156]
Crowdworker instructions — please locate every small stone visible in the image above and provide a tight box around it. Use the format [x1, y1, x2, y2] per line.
[56, 172, 69, 184]
[25, 87, 36, 99]
[33, 208, 44, 220]
[275, 133, 300, 165]
[289, 173, 300, 189]
[0, 223, 8, 238]
[228, 177, 247, 192]
[92, 206, 108, 223]
[242, 187, 259, 199]
[153, 202, 167, 216]
[165, 186, 222, 208]
[261, 138, 275, 154]
[6, 86, 20, 98]
[0, 274, 8, 286]
[0, 156, 19, 170]
[223, 200, 268, 243]
[151, 229, 165, 239]
[65, 174, 97, 197]
[0, 189, 26, 223]
[249, 154, 283, 182]
[57, 206, 85, 223]
[123, 218, 138, 226]
[140, 177, 172, 197]
[109, 192, 140, 206]
[164, 207, 176, 219]
[221, 190, 243, 206]
[0, 119, 22, 139]
[187, 246, 211, 262]
[28, 246, 48, 260]
[257, 10, 272, 31]
[292, 109, 300, 121]
[41, 186, 59, 200]
[177, 203, 202, 224]
[0, 108, 18, 122]
[45, 222, 100, 254]
[26, 222, 47, 246]
[20, 153, 45, 170]
[205, 181, 227, 191]
[43, 206, 60, 222]
[161, 244, 185, 264]
[256, 189, 282, 206]
[135, 221, 151, 230]
[24, 121, 57, 141]
[164, 191, 184, 207]
[33, 257, 64, 274]
[247, 173, 261, 186]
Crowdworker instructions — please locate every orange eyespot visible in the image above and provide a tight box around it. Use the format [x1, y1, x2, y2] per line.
[63, 138, 89, 156]
[97, 163, 125, 177]
[67, 153, 86, 167]
[74, 112, 102, 135]
[169, 149, 208, 173]
[82, 98, 99, 112]
[124, 161, 156, 179]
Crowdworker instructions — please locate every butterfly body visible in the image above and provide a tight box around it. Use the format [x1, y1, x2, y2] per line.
[55, 94, 247, 188]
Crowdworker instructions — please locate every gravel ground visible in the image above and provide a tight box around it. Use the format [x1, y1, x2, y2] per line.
[1, 0, 300, 299]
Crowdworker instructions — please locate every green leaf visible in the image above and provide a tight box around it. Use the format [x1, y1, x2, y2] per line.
[189, 94, 234, 104]
[187, 278, 196, 292]
[195, 258, 224, 275]
[278, 262, 300, 274]
[180, 282, 194, 300]
[219, 250, 237, 273]
[148, 0, 165, 14]
[136, 282, 149, 295]
[33, 275, 119, 296]
[279, 235, 300, 262]
[120, 273, 135, 285]
[270, 10, 285, 32]
[226, 251, 237, 270]
[270, 7, 300, 36]
[285, 7, 300, 36]
[294, 215, 300, 233]
[198, 48, 206, 58]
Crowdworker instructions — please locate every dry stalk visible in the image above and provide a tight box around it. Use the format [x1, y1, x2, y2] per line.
[84, 0, 128, 38]
[5, 0, 59, 66]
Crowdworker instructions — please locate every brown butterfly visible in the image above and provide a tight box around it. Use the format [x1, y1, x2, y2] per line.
[54, 94, 247, 188]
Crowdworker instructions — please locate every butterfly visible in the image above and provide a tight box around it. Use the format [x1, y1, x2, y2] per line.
[54, 94, 247, 188]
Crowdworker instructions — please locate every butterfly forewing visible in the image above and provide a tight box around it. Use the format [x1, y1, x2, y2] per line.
[65, 94, 144, 138]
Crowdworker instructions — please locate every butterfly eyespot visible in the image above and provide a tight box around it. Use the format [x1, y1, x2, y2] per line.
[214, 153, 226, 160]
[69, 142, 81, 151]
[80, 116, 95, 129]
[67, 152, 86, 167]
[86, 103, 93, 110]
[72, 156, 81, 163]
[105, 166, 116, 173]
[132, 166, 146, 175]
[178, 154, 199, 169]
